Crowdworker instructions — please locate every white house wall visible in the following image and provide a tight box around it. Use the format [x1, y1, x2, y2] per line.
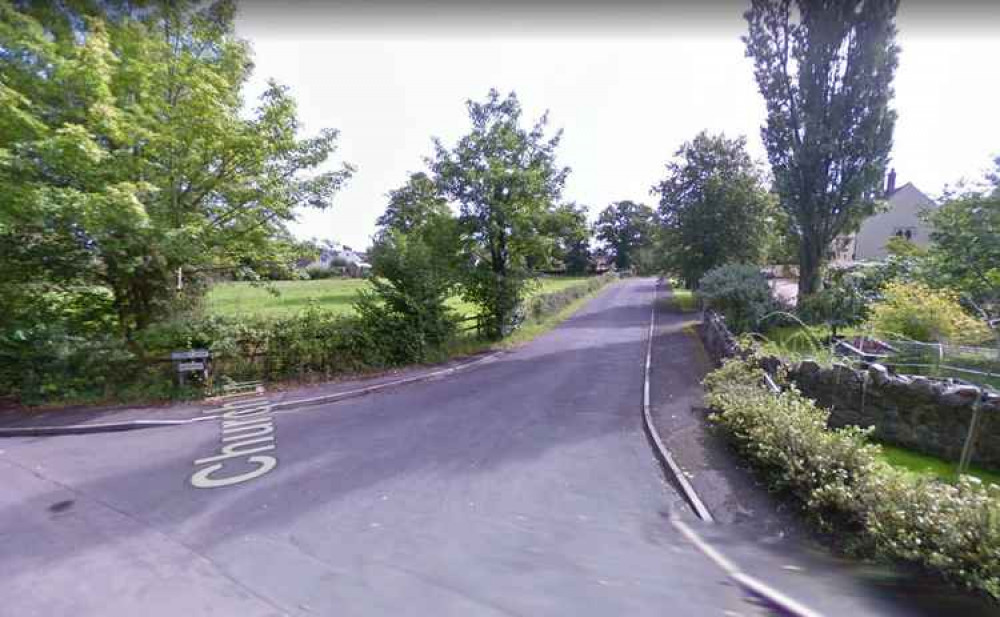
[853, 183, 936, 260]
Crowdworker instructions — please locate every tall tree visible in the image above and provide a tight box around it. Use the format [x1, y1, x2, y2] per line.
[376, 172, 450, 233]
[0, 0, 352, 339]
[431, 89, 568, 339]
[595, 201, 655, 270]
[924, 159, 1000, 317]
[744, 0, 899, 297]
[652, 131, 775, 287]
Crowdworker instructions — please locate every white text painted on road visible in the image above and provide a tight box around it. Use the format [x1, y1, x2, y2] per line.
[190, 396, 278, 489]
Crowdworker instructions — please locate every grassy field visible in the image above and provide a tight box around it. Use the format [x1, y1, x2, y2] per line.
[205, 276, 593, 319]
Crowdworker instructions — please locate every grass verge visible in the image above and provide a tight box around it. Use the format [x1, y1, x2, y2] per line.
[879, 443, 1000, 487]
[669, 287, 698, 312]
[440, 276, 616, 358]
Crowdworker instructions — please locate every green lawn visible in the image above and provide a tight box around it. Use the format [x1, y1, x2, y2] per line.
[879, 443, 1000, 488]
[205, 276, 593, 320]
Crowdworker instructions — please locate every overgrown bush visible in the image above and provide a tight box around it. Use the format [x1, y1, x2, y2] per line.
[796, 268, 869, 337]
[303, 265, 344, 280]
[697, 264, 778, 334]
[704, 355, 1000, 600]
[867, 281, 992, 344]
[356, 227, 461, 364]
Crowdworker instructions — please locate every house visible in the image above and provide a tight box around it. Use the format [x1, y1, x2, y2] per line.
[835, 170, 937, 262]
[303, 243, 372, 277]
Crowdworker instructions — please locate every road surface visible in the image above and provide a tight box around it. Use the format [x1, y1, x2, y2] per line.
[1, 278, 764, 616]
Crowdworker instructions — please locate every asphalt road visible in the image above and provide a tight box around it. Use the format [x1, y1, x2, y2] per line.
[0, 278, 766, 616]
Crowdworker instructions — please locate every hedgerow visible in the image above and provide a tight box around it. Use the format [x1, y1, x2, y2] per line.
[703, 354, 1000, 600]
[3, 276, 614, 405]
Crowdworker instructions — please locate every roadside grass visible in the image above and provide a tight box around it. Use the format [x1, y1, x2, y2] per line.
[669, 287, 698, 312]
[878, 443, 1000, 488]
[439, 277, 616, 359]
[205, 276, 592, 320]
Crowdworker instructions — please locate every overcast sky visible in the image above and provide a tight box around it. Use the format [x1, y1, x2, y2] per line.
[234, 1, 1000, 250]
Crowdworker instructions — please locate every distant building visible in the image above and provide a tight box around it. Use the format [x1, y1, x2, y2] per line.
[835, 170, 937, 262]
[303, 242, 371, 277]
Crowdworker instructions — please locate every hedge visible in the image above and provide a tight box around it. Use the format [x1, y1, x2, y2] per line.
[4, 275, 616, 405]
[703, 353, 1000, 600]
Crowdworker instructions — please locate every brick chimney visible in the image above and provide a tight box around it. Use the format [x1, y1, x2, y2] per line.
[885, 168, 897, 196]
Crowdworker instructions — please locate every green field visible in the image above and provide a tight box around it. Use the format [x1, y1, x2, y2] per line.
[205, 276, 593, 319]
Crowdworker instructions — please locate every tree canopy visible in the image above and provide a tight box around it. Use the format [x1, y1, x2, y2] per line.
[431, 89, 569, 338]
[376, 171, 451, 234]
[652, 131, 775, 286]
[0, 0, 351, 338]
[595, 201, 655, 271]
[744, 0, 899, 297]
[923, 159, 1000, 317]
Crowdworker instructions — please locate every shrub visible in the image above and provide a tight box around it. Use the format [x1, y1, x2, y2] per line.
[796, 268, 868, 337]
[867, 281, 992, 344]
[704, 354, 1000, 599]
[304, 265, 344, 280]
[355, 228, 460, 363]
[697, 264, 778, 334]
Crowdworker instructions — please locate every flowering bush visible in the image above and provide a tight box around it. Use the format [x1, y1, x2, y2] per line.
[704, 355, 1000, 600]
[867, 281, 991, 344]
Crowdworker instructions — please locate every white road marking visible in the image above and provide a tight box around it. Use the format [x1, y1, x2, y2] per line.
[190, 395, 278, 489]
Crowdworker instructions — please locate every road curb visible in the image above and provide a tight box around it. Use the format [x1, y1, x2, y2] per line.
[266, 350, 503, 415]
[0, 416, 218, 437]
[0, 351, 503, 438]
[642, 280, 714, 522]
[642, 280, 824, 617]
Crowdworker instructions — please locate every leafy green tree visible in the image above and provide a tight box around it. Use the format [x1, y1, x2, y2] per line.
[355, 171, 462, 361]
[0, 0, 352, 341]
[744, 0, 899, 298]
[652, 131, 775, 287]
[431, 89, 569, 339]
[356, 226, 461, 362]
[595, 201, 655, 271]
[376, 172, 451, 233]
[540, 202, 591, 274]
[923, 161, 1000, 316]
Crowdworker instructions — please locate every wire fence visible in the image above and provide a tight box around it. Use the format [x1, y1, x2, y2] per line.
[834, 334, 1000, 392]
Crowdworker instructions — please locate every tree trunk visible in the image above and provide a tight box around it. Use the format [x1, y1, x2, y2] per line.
[797, 236, 824, 299]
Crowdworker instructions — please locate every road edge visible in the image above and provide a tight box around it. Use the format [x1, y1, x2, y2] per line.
[0, 350, 503, 438]
[641, 278, 824, 617]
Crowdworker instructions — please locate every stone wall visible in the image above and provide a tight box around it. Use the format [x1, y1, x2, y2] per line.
[791, 360, 1000, 469]
[699, 311, 1000, 470]
[700, 311, 741, 365]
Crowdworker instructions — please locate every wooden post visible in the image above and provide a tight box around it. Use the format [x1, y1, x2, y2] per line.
[958, 396, 983, 477]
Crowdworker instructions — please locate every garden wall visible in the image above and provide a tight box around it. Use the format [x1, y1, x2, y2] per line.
[700, 311, 1000, 470]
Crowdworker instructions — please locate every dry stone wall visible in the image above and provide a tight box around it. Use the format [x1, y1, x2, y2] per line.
[699, 311, 1000, 470]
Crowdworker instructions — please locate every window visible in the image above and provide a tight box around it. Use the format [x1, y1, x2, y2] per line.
[892, 227, 915, 241]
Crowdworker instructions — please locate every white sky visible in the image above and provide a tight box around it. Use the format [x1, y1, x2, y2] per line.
[234, 3, 1000, 250]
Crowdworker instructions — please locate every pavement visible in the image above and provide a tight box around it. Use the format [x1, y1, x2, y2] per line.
[647, 283, 999, 617]
[2, 277, 994, 616]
